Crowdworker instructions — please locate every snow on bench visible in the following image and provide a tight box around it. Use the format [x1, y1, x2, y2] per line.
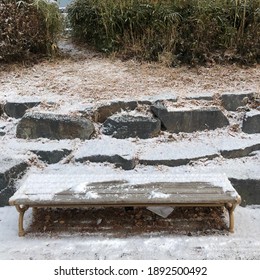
[9, 173, 241, 236]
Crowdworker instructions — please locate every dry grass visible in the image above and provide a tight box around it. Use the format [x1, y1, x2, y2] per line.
[28, 206, 228, 237]
[0, 0, 62, 62]
[0, 40, 259, 105]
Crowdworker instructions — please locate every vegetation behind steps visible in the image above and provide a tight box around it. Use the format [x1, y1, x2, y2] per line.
[68, 0, 260, 65]
[0, 0, 62, 62]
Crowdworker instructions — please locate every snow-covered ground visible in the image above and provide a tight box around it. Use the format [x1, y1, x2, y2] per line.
[0, 203, 260, 260]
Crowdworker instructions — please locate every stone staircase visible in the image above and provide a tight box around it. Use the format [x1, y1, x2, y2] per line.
[0, 91, 259, 207]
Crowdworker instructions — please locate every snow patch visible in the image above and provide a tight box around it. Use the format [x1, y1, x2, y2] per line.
[85, 191, 99, 199]
[245, 109, 260, 117]
[149, 191, 170, 199]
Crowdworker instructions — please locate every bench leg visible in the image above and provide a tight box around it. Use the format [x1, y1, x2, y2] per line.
[15, 205, 29, 237]
[225, 203, 236, 233]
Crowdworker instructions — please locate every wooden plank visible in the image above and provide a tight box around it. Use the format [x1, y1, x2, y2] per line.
[26, 187, 224, 196]
[23, 182, 229, 195]
[53, 183, 225, 196]
[14, 192, 239, 206]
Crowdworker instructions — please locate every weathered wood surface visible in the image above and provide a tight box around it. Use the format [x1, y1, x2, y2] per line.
[9, 173, 240, 207]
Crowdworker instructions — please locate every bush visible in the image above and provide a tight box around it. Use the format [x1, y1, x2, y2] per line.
[0, 0, 63, 62]
[67, 0, 260, 65]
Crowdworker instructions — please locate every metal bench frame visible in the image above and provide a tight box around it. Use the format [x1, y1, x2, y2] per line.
[14, 202, 239, 237]
[9, 174, 241, 236]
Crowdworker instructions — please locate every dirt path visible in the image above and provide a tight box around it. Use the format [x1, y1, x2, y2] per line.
[0, 39, 259, 104]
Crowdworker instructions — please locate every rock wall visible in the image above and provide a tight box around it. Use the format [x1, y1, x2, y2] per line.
[0, 91, 259, 206]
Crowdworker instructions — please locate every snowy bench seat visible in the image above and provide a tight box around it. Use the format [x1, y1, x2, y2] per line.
[9, 173, 241, 236]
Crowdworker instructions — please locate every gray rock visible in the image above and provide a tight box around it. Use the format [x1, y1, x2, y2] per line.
[215, 134, 260, 158]
[229, 178, 260, 207]
[16, 112, 95, 140]
[102, 114, 161, 139]
[95, 101, 138, 123]
[0, 103, 3, 116]
[31, 149, 72, 164]
[221, 92, 255, 111]
[242, 110, 260, 134]
[151, 103, 229, 133]
[0, 187, 15, 207]
[74, 139, 136, 170]
[0, 157, 28, 206]
[220, 143, 260, 158]
[0, 121, 6, 136]
[4, 101, 41, 118]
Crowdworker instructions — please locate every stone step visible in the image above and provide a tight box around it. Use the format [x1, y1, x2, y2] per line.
[16, 112, 95, 140]
[229, 178, 260, 207]
[87, 94, 178, 123]
[138, 141, 218, 167]
[71, 133, 260, 169]
[138, 133, 260, 167]
[0, 103, 3, 116]
[221, 92, 255, 111]
[4, 131, 260, 172]
[151, 103, 229, 133]
[1, 139, 73, 164]
[4, 101, 41, 119]
[11, 92, 259, 141]
[242, 110, 260, 134]
[0, 157, 28, 206]
[102, 113, 161, 139]
[74, 138, 136, 170]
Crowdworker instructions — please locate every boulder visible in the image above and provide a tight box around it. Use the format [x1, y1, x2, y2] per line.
[221, 92, 255, 111]
[102, 114, 161, 139]
[0, 157, 28, 206]
[4, 101, 41, 118]
[16, 112, 95, 140]
[242, 110, 260, 134]
[151, 102, 229, 133]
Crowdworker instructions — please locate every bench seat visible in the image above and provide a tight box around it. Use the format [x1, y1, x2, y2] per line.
[9, 173, 241, 236]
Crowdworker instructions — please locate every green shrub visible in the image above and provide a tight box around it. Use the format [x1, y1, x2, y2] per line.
[0, 0, 63, 62]
[68, 0, 260, 65]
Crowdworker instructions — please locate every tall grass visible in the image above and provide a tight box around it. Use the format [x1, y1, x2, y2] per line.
[0, 0, 63, 62]
[68, 0, 260, 65]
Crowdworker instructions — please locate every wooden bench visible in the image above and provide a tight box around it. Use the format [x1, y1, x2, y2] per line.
[9, 173, 241, 236]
